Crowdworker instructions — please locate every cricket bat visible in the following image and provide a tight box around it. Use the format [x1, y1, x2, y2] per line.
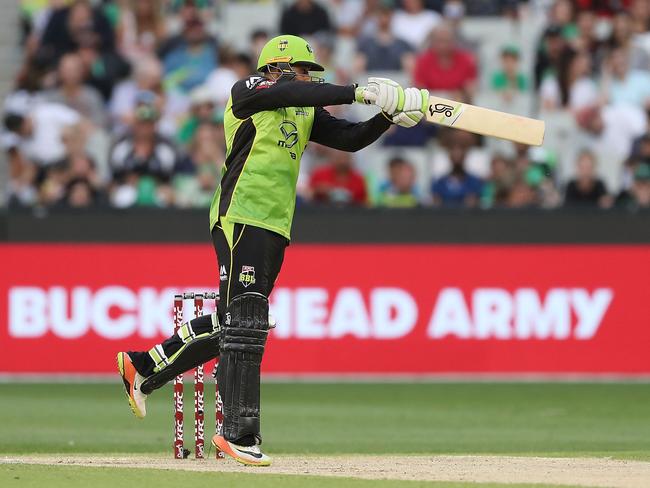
[425, 94, 545, 146]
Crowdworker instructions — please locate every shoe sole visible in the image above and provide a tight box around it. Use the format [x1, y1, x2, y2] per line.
[211, 436, 271, 466]
[116, 352, 145, 419]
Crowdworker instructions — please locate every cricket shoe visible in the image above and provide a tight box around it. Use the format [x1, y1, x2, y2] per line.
[211, 435, 272, 466]
[116, 352, 148, 419]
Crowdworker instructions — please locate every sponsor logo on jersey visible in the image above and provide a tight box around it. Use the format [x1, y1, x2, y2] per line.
[245, 76, 274, 90]
[295, 108, 308, 116]
[219, 265, 227, 282]
[245, 76, 263, 89]
[278, 120, 298, 159]
[239, 266, 256, 288]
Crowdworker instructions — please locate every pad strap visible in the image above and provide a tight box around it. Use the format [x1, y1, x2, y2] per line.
[177, 322, 196, 344]
[141, 328, 220, 394]
[148, 344, 169, 372]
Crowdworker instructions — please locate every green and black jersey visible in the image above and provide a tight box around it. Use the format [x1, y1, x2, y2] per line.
[209, 76, 392, 240]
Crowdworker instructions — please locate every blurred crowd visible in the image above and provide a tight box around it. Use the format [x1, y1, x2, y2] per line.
[3, 0, 650, 210]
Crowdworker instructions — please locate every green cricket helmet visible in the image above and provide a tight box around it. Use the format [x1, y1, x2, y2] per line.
[257, 35, 325, 73]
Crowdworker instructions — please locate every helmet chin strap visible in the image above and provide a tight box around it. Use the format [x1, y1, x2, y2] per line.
[264, 63, 325, 84]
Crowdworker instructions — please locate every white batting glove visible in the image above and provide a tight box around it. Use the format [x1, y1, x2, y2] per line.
[401, 87, 429, 112]
[392, 110, 425, 128]
[354, 85, 376, 105]
[355, 78, 405, 114]
[392, 87, 429, 128]
[369, 77, 405, 114]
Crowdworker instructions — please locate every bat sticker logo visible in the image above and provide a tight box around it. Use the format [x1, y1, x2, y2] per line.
[429, 103, 455, 118]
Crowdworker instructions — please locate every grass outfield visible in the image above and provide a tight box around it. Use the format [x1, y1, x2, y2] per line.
[1, 382, 649, 488]
[0, 381, 648, 459]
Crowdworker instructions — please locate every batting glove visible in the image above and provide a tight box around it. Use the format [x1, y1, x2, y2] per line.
[355, 78, 406, 114]
[354, 85, 375, 105]
[392, 87, 429, 128]
[369, 77, 406, 114]
[392, 110, 424, 128]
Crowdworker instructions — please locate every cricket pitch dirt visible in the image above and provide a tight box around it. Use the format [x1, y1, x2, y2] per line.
[2, 454, 650, 487]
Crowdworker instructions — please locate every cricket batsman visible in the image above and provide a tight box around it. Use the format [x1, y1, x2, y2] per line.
[116, 35, 428, 466]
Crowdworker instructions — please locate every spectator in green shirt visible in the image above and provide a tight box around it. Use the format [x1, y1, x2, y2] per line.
[377, 157, 420, 208]
[481, 154, 514, 208]
[490, 45, 529, 99]
[176, 84, 222, 146]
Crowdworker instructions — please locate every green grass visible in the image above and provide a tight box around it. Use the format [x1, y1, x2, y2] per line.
[0, 382, 648, 460]
[0, 464, 585, 488]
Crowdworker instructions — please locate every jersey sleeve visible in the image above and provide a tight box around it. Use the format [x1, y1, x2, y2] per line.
[230, 77, 356, 119]
[309, 107, 393, 152]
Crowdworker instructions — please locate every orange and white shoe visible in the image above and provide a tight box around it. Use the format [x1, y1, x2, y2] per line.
[116, 352, 148, 419]
[211, 435, 272, 466]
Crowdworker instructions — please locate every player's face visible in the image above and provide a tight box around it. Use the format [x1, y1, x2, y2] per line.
[291, 65, 311, 82]
[265, 64, 312, 82]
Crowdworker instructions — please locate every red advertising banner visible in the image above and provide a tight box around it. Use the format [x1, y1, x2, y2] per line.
[1, 244, 649, 376]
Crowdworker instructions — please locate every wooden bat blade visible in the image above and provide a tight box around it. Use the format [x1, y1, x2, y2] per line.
[425, 95, 545, 146]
